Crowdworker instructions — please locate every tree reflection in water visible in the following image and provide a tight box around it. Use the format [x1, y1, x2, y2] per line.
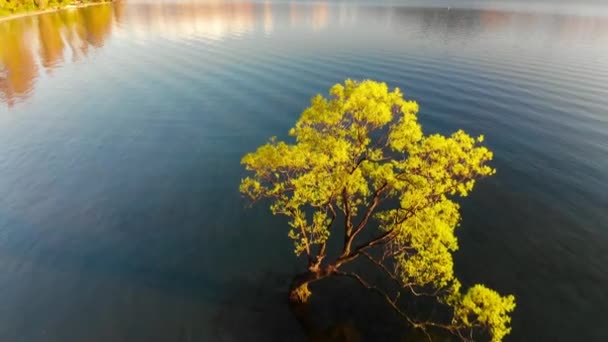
[0, 3, 120, 106]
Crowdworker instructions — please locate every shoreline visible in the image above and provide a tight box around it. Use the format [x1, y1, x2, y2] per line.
[0, 1, 114, 23]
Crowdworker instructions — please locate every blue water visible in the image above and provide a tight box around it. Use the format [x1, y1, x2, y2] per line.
[0, 1, 607, 341]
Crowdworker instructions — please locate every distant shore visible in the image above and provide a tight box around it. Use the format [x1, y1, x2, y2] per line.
[0, 0, 114, 23]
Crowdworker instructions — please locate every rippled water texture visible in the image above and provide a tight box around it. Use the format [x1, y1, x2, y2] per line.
[0, 1, 607, 341]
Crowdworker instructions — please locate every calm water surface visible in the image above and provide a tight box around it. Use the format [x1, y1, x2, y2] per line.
[1, 1, 607, 341]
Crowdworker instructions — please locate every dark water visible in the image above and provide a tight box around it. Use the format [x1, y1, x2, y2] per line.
[1, 1, 607, 341]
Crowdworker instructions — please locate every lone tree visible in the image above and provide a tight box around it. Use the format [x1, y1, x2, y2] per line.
[240, 80, 515, 341]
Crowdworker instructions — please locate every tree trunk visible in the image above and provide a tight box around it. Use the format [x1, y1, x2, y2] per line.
[34, 0, 48, 9]
[288, 266, 336, 305]
[287, 270, 326, 334]
[288, 272, 316, 305]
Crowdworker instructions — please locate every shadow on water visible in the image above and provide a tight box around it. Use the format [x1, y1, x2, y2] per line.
[0, 206, 449, 341]
[212, 271, 448, 342]
[211, 273, 306, 341]
[212, 170, 608, 342]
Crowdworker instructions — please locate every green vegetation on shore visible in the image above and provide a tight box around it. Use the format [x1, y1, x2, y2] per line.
[0, 0, 108, 18]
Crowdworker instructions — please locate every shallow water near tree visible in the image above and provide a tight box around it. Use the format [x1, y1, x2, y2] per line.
[0, 0, 607, 341]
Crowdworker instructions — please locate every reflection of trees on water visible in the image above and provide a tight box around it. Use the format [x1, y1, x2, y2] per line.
[206, 2, 607, 45]
[122, 1, 256, 40]
[2, 0, 607, 108]
[81, 4, 114, 47]
[0, 18, 38, 107]
[368, 6, 608, 47]
[0, 3, 120, 107]
[38, 13, 65, 69]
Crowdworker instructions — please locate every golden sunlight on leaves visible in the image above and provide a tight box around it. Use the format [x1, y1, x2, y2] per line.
[241, 80, 515, 341]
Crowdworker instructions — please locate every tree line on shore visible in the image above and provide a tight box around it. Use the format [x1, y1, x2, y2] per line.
[0, 0, 108, 16]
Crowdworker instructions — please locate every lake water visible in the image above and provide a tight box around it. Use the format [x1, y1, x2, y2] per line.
[1, 1, 607, 341]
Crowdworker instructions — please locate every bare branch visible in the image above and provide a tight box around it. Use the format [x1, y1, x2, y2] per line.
[382, 243, 413, 262]
[360, 251, 401, 286]
[349, 183, 389, 242]
[342, 188, 352, 239]
[334, 270, 478, 341]
[291, 208, 312, 263]
[333, 271, 433, 341]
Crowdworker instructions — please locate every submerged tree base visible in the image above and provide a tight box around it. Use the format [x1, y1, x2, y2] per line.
[289, 281, 312, 304]
[288, 268, 334, 305]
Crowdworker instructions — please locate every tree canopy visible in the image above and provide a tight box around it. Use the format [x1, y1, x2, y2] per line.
[240, 80, 515, 341]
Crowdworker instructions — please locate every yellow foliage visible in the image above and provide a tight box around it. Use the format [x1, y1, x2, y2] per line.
[453, 285, 517, 342]
[240, 80, 515, 341]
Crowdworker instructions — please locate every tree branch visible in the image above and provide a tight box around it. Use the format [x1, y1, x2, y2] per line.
[360, 251, 402, 286]
[342, 188, 352, 240]
[382, 243, 413, 262]
[334, 271, 475, 342]
[336, 228, 397, 267]
[314, 203, 336, 269]
[346, 183, 389, 250]
[290, 208, 312, 263]
[333, 271, 432, 341]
